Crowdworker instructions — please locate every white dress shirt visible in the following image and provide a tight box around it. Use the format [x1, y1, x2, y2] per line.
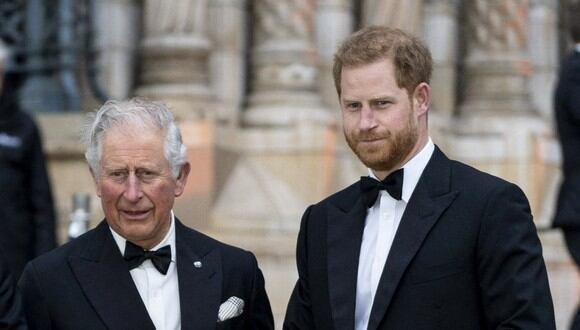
[575, 43, 580, 53]
[354, 138, 435, 330]
[111, 211, 181, 330]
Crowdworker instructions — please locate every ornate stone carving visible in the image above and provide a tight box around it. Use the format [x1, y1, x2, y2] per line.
[244, 0, 329, 126]
[461, 0, 532, 115]
[362, 0, 424, 35]
[137, 0, 212, 119]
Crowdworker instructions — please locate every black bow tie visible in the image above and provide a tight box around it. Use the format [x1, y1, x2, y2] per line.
[123, 241, 172, 275]
[360, 168, 404, 208]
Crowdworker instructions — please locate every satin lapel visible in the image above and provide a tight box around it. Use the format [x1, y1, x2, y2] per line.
[367, 147, 458, 329]
[175, 220, 222, 330]
[327, 197, 367, 330]
[68, 221, 155, 330]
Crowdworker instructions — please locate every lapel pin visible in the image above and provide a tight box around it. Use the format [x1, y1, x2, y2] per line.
[193, 261, 203, 268]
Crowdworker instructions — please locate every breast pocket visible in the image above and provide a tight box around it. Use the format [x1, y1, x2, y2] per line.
[215, 317, 243, 330]
[409, 259, 469, 285]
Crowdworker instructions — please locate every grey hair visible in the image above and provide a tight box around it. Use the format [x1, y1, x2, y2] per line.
[82, 98, 187, 180]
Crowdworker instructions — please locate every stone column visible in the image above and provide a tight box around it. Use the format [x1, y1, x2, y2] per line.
[315, 0, 354, 110]
[528, 0, 558, 119]
[136, 0, 212, 120]
[461, 0, 532, 115]
[362, 0, 424, 35]
[243, 0, 329, 127]
[208, 0, 247, 124]
[95, 0, 141, 101]
[423, 0, 459, 117]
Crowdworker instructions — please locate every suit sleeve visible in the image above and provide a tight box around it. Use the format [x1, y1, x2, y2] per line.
[476, 183, 556, 329]
[284, 206, 316, 329]
[246, 252, 274, 330]
[18, 261, 52, 330]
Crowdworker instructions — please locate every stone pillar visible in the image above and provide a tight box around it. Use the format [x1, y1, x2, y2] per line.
[208, 0, 247, 125]
[423, 0, 459, 117]
[461, 0, 532, 115]
[528, 0, 558, 119]
[136, 0, 212, 120]
[315, 0, 354, 110]
[243, 0, 329, 127]
[362, 0, 424, 35]
[95, 0, 141, 100]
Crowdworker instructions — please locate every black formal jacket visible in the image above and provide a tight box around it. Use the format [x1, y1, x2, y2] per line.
[284, 147, 555, 329]
[553, 49, 580, 229]
[19, 219, 274, 330]
[0, 72, 57, 279]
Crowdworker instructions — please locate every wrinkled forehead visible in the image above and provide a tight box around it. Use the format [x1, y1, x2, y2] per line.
[102, 122, 163, 141]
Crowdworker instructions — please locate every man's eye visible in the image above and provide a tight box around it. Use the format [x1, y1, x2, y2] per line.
[345, 103, 361, 111]
[137, 170, 157, 180]
[375, 100, 391, 108]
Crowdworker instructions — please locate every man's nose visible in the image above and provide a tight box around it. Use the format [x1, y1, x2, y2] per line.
[359, 105, 377, 131]
[123, 174, 143, 201]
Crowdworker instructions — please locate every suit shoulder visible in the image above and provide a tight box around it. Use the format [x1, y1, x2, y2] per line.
[181, 226, 257, 267]
[313, 181, 360, 209]
[449, 159, 522, 194]
[23, 227, 98, 273]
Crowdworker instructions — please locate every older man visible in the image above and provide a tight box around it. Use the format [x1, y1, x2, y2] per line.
[284, 26, 555, 329]
[19, 99, 274, 329]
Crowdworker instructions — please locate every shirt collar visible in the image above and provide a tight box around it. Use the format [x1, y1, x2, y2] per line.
[110, 210, 177, 262]
[368, 137, 435, 203]
[576, 44, 580, 53]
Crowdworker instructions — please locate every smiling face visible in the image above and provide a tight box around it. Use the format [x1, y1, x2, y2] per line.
[340, 58, 430, 179]
[94, 126, 189, 249]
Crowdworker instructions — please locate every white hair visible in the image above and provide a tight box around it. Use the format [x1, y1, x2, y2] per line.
[82, 98, 187, 180]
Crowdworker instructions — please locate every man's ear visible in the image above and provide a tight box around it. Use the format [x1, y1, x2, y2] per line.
[174, 162, 190, 197]
[413, 82, 431, 116]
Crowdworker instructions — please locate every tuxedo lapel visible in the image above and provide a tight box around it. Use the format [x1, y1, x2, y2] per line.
[175, 219, 222, 330]
[327, 196, 367, 330]
[68, 221, 155, 330]
[367, 147, 458, 329]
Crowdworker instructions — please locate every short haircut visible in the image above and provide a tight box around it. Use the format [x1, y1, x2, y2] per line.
[332, 26, 432, 97]
[82, 98, 187, 180]
[570, 2, 580, 43]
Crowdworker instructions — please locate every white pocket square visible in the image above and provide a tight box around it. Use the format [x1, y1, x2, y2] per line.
[217, 296, 244, 322]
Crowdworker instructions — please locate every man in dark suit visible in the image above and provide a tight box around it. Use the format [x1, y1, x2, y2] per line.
[284, 26, 555, 329]
[19, 99, 274, 329]
[553, 3, 580, 329]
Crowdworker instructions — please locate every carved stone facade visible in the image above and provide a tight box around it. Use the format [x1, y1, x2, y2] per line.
[38, 1, 576, 328]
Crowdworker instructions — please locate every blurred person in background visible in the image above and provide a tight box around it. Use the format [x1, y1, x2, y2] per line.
[0, 247, 26, 329]
[0, 38, 57, 279]
[553, 2, 580, 330]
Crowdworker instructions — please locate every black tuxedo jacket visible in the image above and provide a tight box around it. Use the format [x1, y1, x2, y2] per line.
[284, 147, 555, 329]
[553, 49, 580, 229]
[19, 219, 274, 330]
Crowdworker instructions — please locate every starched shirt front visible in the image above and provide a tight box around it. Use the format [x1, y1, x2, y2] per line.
[355, 138, 435, 330]
[111, 211, 181, 330]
